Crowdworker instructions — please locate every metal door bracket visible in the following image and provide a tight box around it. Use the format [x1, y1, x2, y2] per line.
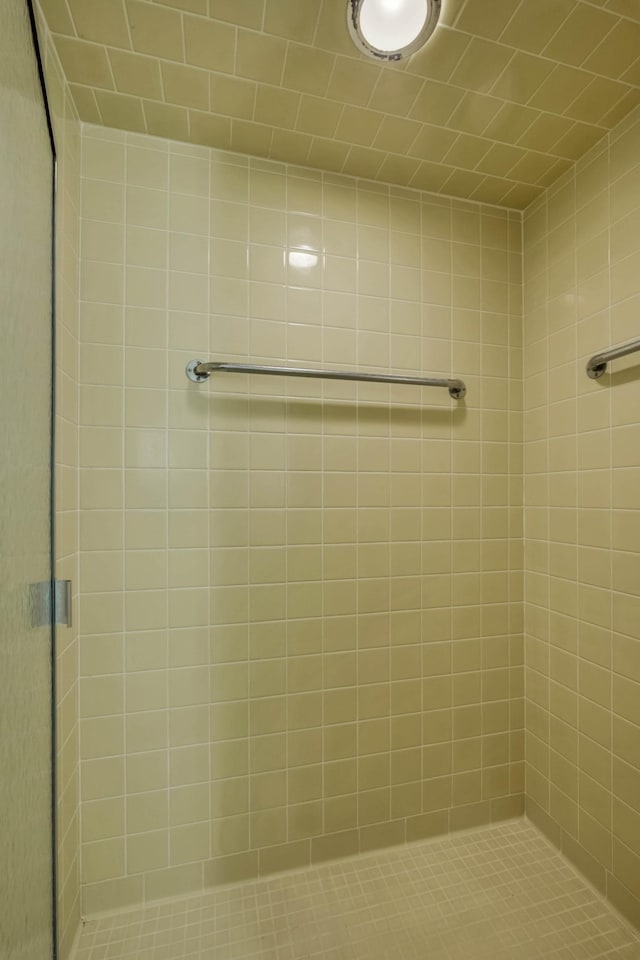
[29, 579, 72, 628]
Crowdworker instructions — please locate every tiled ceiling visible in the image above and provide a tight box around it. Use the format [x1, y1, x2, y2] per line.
[38, 0, 640, 208]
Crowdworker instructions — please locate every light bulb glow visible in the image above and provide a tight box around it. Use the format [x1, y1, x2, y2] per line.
[347, 0, 440, 60]
[288, 248, 319, 270]
[359, 0, 428, 53]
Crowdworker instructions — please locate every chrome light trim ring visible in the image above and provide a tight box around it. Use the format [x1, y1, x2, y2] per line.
[347, 0, 442, 61]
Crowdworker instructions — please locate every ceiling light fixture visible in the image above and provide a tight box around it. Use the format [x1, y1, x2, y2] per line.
[347, 0, 441, 61]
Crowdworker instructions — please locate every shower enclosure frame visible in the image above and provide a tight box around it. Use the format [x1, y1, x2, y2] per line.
[23, 0, 59, 955]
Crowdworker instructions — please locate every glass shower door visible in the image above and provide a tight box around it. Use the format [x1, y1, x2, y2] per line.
[0, 1, 56, 958]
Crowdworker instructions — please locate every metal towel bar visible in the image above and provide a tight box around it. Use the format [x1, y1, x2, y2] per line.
[587, 338, 640, 379]
[186, 359, 466, 399]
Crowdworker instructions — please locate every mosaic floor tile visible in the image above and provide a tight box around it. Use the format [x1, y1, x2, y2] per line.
[73, 819, 640, 960]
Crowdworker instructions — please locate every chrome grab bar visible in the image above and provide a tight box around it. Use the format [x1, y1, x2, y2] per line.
[186, 359, 466, 399]
[587, 338, 640, 379]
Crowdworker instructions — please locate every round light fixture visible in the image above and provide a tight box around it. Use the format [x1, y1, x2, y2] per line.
[347, 0, 441, 61]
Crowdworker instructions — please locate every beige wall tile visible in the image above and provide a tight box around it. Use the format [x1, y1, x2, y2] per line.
[524, 105, 640, 929]
[36, 0, 640, 211]
[54, 36, 113, 90]
[66, 0, 130, 49]
[109, 50, 162, 100]
[126, 0, 184, 61]
[76, 123, 524, 914]
[184, 16, 235, 73]
[94, 91, 145, 133]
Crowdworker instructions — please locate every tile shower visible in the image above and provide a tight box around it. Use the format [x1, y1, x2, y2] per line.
[77, 123, 524, 913]
[29, 9, 640, 959]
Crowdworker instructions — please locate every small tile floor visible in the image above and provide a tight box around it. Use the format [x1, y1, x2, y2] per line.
[74, 819, 640, 960]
